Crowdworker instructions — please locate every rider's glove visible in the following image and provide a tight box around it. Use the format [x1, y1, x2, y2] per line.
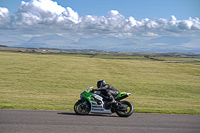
[91, 89, 95, 93]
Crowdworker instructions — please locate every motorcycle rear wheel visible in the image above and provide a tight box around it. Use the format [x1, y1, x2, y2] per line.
[74, 100, 91, 115]
[116, 101, 133, 117]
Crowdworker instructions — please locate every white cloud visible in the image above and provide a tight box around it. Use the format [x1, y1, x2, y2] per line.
[0, 7, 9, 17]
[0, 7, 11, 28]
[14, 0, 79, 28]
[0, 0, 200, 37]
[146, 20, 159, 29]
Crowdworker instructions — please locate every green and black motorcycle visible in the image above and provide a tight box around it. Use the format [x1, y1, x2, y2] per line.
[74, 86, 133, 117]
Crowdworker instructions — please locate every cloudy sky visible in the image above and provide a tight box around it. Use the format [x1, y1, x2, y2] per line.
[0, 0, 200, 52]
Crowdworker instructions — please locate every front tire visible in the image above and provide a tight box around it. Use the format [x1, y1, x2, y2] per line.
[74, 100, 91, 115]
[116, 101, 133, 117]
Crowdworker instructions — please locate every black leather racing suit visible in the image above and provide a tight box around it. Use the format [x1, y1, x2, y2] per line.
[94, 84, 120, 99]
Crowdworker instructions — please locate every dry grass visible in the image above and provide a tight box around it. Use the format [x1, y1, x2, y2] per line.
[0, 52, 200, 114]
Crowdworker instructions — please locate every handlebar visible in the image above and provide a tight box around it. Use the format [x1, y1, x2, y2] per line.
[86, 86, 93, 91]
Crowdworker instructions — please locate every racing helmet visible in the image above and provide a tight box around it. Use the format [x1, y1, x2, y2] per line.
[97, 80, 106, 88]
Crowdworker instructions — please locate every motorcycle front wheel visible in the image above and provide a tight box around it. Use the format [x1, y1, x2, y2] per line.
[116, 101, 133, 117]
[74, 100, 91, 115]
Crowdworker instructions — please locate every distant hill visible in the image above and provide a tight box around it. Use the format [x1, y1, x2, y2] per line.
[28, 34, 74, 43]
[147, 36, 191, 45]
[0, 33, 24, 42]
[0, 33, 199, 53]
[75, 37, 137, 52]
[77, 37, 135, 46]
[20, 34, 75, 48]
[0, 45, 8, 47]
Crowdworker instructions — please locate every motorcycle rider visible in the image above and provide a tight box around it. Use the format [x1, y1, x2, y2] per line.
[91, 80, 120, 108]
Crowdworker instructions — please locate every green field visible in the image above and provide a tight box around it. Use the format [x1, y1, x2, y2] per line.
[0, 51, 200, 114]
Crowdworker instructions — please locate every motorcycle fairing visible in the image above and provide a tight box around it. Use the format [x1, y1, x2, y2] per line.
[116, 92, 131, 100]
[81, 91, 96, 102]
[90, 101, 112, 114]
[81, 90, 112, 114]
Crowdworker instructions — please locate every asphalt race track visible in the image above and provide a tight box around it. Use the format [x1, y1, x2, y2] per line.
[0, 109, 200, 133]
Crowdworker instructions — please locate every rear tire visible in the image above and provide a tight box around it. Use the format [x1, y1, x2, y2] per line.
[74, 100, 91, 115]
[116, 101, 133, 117]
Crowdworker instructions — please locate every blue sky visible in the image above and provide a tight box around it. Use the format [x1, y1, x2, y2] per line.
[59, 0, 200, 19]
[0, 0, 200, 52]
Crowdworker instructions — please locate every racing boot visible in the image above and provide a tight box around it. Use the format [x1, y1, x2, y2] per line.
[106, 95, 116, 109]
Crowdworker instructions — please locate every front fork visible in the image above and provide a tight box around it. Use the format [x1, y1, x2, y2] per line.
[80, 98, 88, 108]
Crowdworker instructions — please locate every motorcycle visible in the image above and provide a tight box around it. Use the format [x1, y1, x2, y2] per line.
[74, 86, 133, 117]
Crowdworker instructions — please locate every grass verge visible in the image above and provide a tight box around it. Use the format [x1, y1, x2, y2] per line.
[0, 52, 200, 114]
